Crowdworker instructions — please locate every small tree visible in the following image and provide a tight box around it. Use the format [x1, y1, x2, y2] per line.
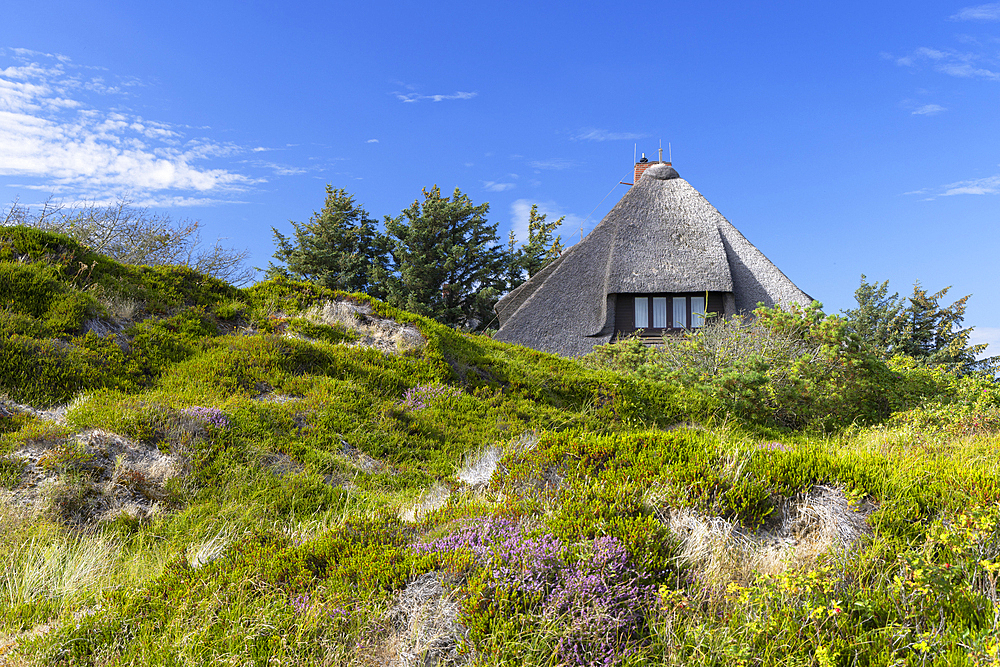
[502, 205, 565, 292]
[519, 204, 564, 280]
[842, 276, 996, 375]
[268, 186, 386, 297]
[379, 186, 506, 330]
[841, 275, 910, 357]
[1, 195, 255, 285]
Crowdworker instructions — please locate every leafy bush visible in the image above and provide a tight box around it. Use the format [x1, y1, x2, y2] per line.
[587, 303, 912, 431]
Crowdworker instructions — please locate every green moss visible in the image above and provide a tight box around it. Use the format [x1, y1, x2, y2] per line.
[285, 317, 357, 344]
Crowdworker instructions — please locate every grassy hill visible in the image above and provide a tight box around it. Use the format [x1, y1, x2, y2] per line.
[1, 227, 998, 666]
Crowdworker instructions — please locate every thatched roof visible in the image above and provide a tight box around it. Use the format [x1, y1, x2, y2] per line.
[494, 162, 812, 357]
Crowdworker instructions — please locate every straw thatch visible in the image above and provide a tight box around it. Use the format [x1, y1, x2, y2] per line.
[495, 162, 812, 357]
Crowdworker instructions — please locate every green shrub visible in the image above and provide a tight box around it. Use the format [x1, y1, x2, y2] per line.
[285, 317, 357, 344]
[585, 303, 906, 431]
[0, 262, 98, 334]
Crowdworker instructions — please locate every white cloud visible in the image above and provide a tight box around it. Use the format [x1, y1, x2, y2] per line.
[366, 138, 379, 143]
[951, 3, 1000, 20]
[394, 90, 477, 103]
[941, 174, 1000, 195]
[912, 104, 946, 115]
[891, 46, 1000, 80]
[482, 180, 515, 192]
[968, 327, 1000, 359]
[572, 128, 646, 142]
[509, 198, 581, 244]
[244, 160, 307, 176]
[529, 158, 578, 170]
[909, 173, 1000, 198]
[132, 195, 242, 207]
[0, 50, 260, 202]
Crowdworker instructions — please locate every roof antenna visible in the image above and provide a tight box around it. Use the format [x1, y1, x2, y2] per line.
[669, 142, 672, 163]
[658, 139, 663, 163]
[633, 143, 636, 165]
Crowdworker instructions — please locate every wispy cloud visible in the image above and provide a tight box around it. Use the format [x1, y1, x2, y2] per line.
[242, 160, 307, 176]
[394, 90, 477, 103]
[912, 103, 946, 115]
[482, 180, 515, 192]
[572, 128, 646, 142]
[940, 174, 1000, 195]
[890, 46, 1000, 80]
[951, 3, 1000, 20]
[0, 50, 259, 201]
[366, 138, 379, 143]
[907, 173, 1000, 198]
[969, 326, 1000, 358]
[509, 198, 581, 244]
[529, 158, 578, 171]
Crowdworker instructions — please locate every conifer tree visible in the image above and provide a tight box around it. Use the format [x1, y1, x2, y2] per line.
[267, 186, 386, 297]
[843, 275, 996, 374]
[519, 204, 564, 279]
[502, 204, 565, 292]
[841, 275, 910, 356]
[378, 186, 505, 330]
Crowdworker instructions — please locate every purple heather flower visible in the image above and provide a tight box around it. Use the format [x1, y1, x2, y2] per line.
[183, 406, 230, 430]
[290, 594, 311, 615]
[414, 518, 655, 666]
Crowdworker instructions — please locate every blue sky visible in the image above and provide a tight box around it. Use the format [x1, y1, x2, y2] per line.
[2, 1, 999, 349]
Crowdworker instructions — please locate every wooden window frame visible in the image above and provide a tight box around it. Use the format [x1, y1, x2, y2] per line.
[616, 292, 721, 337]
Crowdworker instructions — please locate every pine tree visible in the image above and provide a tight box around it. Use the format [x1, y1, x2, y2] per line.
[843, 275, 996, 374]
[379, 186, 505, 330]
[502, 204, 565, 292]
[898, 282, 988, 371]
[519, 204, 564, 280]
[267, 186, 386, 297]
[841, 275, 910, 357]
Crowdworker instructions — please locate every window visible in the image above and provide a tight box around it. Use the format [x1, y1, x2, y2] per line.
[691, 296, 705, 328]
[652, 297, 667, 328]
[672, 297, 686, 329]
[616, 292, 721, 336]
[634, 297, 648, 328]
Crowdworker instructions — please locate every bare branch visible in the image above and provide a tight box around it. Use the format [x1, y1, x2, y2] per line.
[1, 194, 257, 285]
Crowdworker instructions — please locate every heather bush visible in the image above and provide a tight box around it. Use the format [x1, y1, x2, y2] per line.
[416, 517, 659, 666]
[401, 383, 463, 411]
[182, 406, 230, 431]
[6, 228, 1000, 666]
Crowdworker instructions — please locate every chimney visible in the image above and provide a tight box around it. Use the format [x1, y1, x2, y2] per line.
[633, 151, 672, 184]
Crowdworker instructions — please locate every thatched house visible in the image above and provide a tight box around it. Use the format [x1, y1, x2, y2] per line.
[494, 158, 813, 357]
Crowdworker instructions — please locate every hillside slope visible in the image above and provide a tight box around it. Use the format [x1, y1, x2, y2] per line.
[1, 227, 998, 666]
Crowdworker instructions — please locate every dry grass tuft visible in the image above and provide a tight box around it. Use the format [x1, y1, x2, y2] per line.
[305, 299, 426, 355]
[663, 485, 872, 584]
[455, 445, 502, 488]
[380, 572, 471, 667]
[186, 529, 231, 569]
[399, 483, 451, 523]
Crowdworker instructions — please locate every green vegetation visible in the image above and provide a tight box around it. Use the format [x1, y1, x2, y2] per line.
[268, 184, 565, 331]
[3, 194, 255, 285]
[842, 275, 997, 375]
[0, 228, 998, 666]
